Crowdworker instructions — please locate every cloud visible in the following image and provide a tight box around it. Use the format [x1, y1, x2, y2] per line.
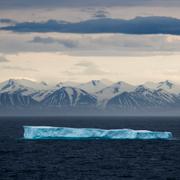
[66, 61, 110, 76]
[93, 10, 109, 18]
[0, 0, 179, 9]
[0, 56, 9, 63]
[2, 65, 37, 72]
[30, 36, 77, 48]
[2, 16, 180, 35]
[2, 30, 180, 56]
[64, 61, 111, 78]
[27, 34, 180, 56]
[161, 69, 180, 76]
[0, 19, 17, 28]
[0, 19, 16, 24]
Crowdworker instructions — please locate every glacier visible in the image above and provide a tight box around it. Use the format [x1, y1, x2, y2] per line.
[24, 126, 173, 140]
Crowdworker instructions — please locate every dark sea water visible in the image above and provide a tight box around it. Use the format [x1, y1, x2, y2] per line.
[0, 116, 180, 180]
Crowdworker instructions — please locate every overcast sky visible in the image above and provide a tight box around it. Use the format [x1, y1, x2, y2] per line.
[1, 0, 180, 9]
[0, 0, 180, 84]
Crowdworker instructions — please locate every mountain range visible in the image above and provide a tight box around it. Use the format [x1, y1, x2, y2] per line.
[0, 79, 180, 115]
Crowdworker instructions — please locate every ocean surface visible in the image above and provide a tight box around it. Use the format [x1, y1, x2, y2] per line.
[0, 116, 180, 180]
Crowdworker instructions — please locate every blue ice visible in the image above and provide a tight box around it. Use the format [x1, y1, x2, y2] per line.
[23, 126, 173, 140]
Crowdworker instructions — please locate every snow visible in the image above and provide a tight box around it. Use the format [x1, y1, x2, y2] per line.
[0, 79, 36, 95]
[41, 86, 96, 106]
[157, 80, 180, 94]
[31, 90, 53, 102]
[96, 81, 136, 107]
[24, 126, 173, 140]
[77, 80, 108, 94]
[143, 81, 159, 89]
[56, 81, 80, 88]
[0, 79, 55, 102]
[64, 87, 74, 105]
[143, 80, 180, 95]
[97, 81, 136, 98]
[0, 79, 180, 108]
[106, 85, 179, 110]
[0, 79, 51, 94]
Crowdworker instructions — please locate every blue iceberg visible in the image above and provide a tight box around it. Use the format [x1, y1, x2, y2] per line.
[23, 126, 173, 140]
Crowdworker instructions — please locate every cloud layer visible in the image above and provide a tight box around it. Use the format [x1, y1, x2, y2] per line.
[1, 31, 180, 56]
[0, 56, 9, 63]
[2, 16, 180, 35]
[2, 65, 37, 72]
[0, 0, 180, 9]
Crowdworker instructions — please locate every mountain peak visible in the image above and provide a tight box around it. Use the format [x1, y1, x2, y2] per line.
[143, 81, 158, 89]
[77, 80, 107, 93]
[91, 80, 100, 86]
[135, 85, 151, 92]
[1, 79, 22, 89]
[0, 78, 51, 92]
[40, 81, 48, 86]
[116, 81, 128, 85]
[158, 80, 174, 89]
[7, 79, 17, 85]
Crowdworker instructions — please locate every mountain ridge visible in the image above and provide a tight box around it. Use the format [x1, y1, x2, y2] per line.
[0, 79, 180, 114]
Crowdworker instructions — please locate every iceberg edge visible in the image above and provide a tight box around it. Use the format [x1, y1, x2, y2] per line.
[23, 126, 173, 140]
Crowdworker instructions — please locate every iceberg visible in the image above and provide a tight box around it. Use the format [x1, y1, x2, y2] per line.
[23, 126, 173, 140]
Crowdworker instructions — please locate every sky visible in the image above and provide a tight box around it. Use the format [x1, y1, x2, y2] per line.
[0, 0, 180, 84]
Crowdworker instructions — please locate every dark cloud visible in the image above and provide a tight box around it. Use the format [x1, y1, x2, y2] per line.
[30, 36, 77, 48]
[2, 16, 180, 35]
[0, 19, 16, 23]
[0, 56, 9, 63]
[93, 10, 109, 18]
[0, 0, 179, 9]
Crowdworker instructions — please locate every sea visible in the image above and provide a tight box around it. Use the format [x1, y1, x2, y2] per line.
[0, 116, 180, 180]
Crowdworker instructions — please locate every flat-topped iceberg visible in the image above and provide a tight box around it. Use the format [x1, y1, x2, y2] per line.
[23, 126, 173, 140]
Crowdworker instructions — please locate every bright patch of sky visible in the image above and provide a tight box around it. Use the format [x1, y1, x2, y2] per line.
[1, 52, 180, 84]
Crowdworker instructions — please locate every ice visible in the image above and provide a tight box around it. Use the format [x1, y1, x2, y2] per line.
[23, 126, 173, 140]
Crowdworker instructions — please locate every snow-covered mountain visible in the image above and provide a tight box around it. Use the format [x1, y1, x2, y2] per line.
[143, 80, 180, 95]
[0, 79, 55, 102]
[1, 79, 51, 90]
[77, 80, 108, 94]
[0, 79, 37, 96]
[56, 81, 80, 88]
[0, 91, 38, 107]
[106, 85, 180, 111]
[42, 87, 97, 108]
[34, 81, 81, 102]
[157, 80, 180, 94]
[143, 81, 159, 89]
[0, 79, 51, 93]
[96, 81, 136, 102]
[0, 79, 180, 113]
